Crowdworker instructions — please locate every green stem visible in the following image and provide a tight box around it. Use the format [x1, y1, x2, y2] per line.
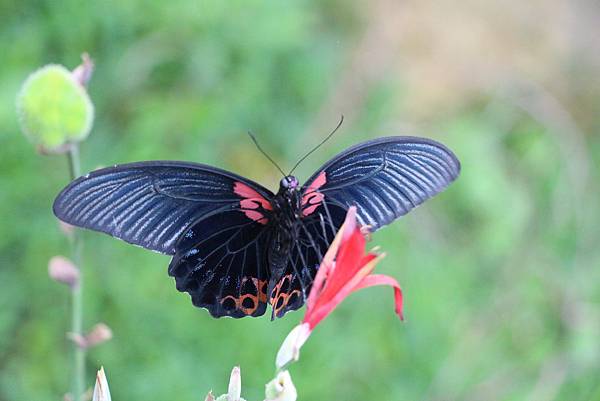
[67, 145, 85, 401]
[275, 360, 296, 375]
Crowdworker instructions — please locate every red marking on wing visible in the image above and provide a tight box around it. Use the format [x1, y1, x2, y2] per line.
[302, 171, 327, 216]
[310, 171, 327, 189]
[234, 182, 272, 224]
[302, 193, 324, 216]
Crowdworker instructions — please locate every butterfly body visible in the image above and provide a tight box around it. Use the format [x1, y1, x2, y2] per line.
[267, 177, 303, 296]
[53, 136, 461, 319]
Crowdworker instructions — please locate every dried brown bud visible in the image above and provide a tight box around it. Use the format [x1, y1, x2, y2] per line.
[72, 53, 94, 87]
[360, 225, 373, 241]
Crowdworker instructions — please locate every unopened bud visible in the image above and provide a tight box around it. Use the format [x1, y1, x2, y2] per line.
[265, 371, 297, 401]
[228, 366, 241, 401]
[71, 53, 94, 87]
[48, 256, 80, 288]
[16, 62, 94, 154]
[92, 367, 111, 401]
[212, 366, 246, 401]
[85, 323, 113, 348]
[68, 323, 113, 349]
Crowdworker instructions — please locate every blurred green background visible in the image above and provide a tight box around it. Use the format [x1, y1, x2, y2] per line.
[1, 0, 600, 400]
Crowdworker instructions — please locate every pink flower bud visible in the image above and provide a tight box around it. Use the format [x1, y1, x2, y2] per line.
[67, 323, 113, 349]
[48, 256, 80, 288]
[85, 323, 113, 348]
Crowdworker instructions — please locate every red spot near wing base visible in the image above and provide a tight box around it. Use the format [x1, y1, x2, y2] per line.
[234, 182, 272, 224]
[301, 171, 327, 216]
[302, 193, 324, 216]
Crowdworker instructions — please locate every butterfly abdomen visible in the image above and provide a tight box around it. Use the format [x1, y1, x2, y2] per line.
[267, 190, 300, 267]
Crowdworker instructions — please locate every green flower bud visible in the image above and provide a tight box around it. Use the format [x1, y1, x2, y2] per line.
[16, 63, 94, 153]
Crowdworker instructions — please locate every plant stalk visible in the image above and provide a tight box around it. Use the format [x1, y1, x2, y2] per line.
[67, 145, 85, 401]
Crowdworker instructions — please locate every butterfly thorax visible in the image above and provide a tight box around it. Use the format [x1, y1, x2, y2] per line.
[267, 176, 302, 287]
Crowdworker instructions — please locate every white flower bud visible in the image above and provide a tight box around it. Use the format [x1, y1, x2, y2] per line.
[92, 367, 111, 401]
[265, 371, 297, 401]
[228, 366, 242, 401]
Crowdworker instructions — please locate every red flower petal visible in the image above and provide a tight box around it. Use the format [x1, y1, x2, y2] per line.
[355, 274, 404, 320]
[306, 206, 357, 310]
[303, 206, 404, 329]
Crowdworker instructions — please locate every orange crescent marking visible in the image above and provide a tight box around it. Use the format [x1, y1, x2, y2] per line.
[253, 278, 268, 303]
[274, 293, 289, 316]
[239, 293, 259, 315]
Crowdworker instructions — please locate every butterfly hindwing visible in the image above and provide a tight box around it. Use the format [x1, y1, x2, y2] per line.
[169, 210, 272, 318]
[301, 137, 461, 230]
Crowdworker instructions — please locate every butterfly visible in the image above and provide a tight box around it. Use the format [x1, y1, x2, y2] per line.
[53, 136, 460, 319]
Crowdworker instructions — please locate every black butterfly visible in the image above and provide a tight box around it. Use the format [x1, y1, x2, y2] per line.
[53, 136, 460, 319]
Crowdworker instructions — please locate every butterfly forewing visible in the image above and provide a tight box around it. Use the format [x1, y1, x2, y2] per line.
[53, 161, 275, 254]
[301, 137, 461, 230]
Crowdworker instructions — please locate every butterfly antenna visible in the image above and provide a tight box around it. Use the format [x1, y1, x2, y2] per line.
[247, 131, 287, 177]
[288, 115, 344, 176]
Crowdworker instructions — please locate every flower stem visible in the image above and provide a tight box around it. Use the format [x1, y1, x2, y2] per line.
[276, 362, 293, 374]
[67, 145, 85, 401]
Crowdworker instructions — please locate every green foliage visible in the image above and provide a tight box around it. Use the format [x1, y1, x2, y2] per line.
[1, 1, 600, 400]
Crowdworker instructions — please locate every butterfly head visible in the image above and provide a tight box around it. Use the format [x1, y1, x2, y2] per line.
[280, 175, 299, 191]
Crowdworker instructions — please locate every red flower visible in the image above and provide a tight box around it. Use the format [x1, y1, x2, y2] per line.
[276, 206, 403, 368]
